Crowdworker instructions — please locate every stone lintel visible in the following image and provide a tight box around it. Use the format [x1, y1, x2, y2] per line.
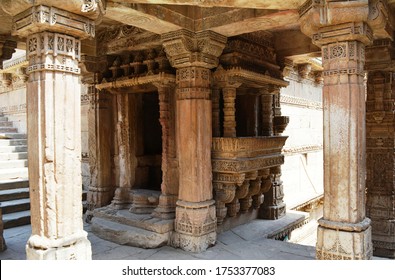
[162, 29, 227, 69]
[12, 5, 95, 39]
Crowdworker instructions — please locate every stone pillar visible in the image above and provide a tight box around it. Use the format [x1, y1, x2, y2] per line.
[11, 5, 96, 259]
[162, 30, 226, 252]
[0, 207, 6, 252]
[152, 83, 179, 219]
[260, 91, 273, 136]
[80, 56, 114, 221]
[300, 1, 374, 259]
[222, 87, 237, 137]
[111, 91, 133, 209]
[366, 39, 395, 259]
[212, 88, 221, 137]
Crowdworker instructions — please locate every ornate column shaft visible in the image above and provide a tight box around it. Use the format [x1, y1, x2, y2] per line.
[81, 56, 114, 221]
[300, 0, 375, 259]
[162, 29, 226, 252]
[11, 5, 96, 259]
[366, 39, 395, 259]
[212, 88, 221, 137]
[222, 87, 237, 137]
[111, 91, 133, 208]
[260, 91, 273, 136]
[152, 83, 179, 219]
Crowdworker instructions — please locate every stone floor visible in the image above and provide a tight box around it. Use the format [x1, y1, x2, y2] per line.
[1, 211, 319, 260]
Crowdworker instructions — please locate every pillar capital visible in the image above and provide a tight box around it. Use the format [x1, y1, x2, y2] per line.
[299, 0, 393, 46]
[365, 39, 395, 71]
[11, 5, 95, 39]
[161, 29, 227, 69]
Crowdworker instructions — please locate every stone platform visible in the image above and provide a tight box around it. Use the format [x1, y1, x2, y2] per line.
[1, 210, 315, 260]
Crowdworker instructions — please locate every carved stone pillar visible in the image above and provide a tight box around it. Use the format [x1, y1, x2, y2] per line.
[223, 87, 237, 137]
[162, 29, 226, 252]
[300, 1, 374, 259]
[80, 56, 114, 222]
[111, 91, 134, 209]
[260, 166, 286, 219]
[366, 39, 395, 259]
[260, 91, 273, 136]
[212, 88, 221, 137]
[152, 83, 179, 219]
[11, 5, 97, 259]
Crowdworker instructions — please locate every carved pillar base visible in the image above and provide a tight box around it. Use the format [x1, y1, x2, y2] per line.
[86, 187, 114, 222]
[316, 221, 372, 260]
[172, 200, 216, 252]
[26, 234, 91, 260]
[151, 194, 178, 219]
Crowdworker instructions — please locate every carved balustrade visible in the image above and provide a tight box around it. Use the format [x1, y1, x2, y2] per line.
[212, 136, 287, 224]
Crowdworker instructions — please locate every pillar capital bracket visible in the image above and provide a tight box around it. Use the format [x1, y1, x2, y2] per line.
[12, 5, 95, 39]
[161, 29, 227, 69]
[299, 0, 393, 44]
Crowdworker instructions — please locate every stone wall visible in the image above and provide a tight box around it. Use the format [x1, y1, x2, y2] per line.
[280, 78, 324, 209]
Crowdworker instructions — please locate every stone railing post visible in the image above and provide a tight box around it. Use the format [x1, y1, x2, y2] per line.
[162, 29, 226, 252]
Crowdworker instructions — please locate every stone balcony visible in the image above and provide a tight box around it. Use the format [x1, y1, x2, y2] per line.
[212, 136, 288, 230]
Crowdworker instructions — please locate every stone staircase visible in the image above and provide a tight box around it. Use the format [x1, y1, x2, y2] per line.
[0, 113, 30, 229]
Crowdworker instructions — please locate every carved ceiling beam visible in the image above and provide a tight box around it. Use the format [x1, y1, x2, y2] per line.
[109, 0, 306, 10]
[207, 9, 300, 37]
[213, 66, 288, 89]
[96, 72, 175, 91]
[105, 2, 187, 34]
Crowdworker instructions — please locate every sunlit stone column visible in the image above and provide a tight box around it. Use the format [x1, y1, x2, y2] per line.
[300, 1, 373, 260]
[162, 30, 226, 252]
[11, 5, 96, 260]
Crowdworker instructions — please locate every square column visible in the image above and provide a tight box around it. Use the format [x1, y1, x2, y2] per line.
[316, 26, 373, 260]
[12, 5, 96, 260]
[162, 30, 226, 252]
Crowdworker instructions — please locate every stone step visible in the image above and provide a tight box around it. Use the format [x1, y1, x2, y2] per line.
[0, 159, 28, 169]
[3, 210, 31, 229]
[0, 127, 17, 133]
[0, 145, 27, 153]
[0, 187, 29, 202]
[0, 168, 28, 180]
[91, 217, 170, 249]
[0, 152, 28, 161]
[0, 139, 27, 146]
[0, 198, 30, 214]
[0, 117, 8, 122]
[0, 179, 29, 191]
[0, 121, 13, 127]
[0, 133, 27, 139]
